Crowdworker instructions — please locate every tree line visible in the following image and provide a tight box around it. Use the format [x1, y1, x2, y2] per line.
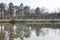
[0, 2, 60, 19]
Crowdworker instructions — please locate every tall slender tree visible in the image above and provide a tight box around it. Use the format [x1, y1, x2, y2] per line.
[16, 3, 24, 19]
[8, 2, 14, 19]
[20, 3, 24, 18]
[0, 3, 5, 19]
[35, 7, 40, 14]
[24, 6, 30, 18]
[35, 7, 41, 19]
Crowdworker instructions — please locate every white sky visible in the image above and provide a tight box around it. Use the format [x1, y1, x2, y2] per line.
[0, 0, 60, 12]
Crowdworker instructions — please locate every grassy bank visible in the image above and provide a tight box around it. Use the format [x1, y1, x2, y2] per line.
[0, 19, 60, 24]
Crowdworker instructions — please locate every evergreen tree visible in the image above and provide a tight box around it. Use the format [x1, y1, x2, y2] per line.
[0, 3, 5, 19]
[24, 6, 30, 18]
[35, 7, 40, 14]
[8, 2, 14, 19]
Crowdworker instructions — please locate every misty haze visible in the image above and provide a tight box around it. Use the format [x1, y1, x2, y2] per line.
[0, 0, 60, 40]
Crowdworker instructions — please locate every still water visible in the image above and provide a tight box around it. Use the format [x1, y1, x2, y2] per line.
[0, 23, 60, 40]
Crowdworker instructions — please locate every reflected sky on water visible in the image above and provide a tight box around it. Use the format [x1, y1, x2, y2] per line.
[0, 23, 60, 40]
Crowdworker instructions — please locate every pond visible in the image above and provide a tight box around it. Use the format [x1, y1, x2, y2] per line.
[0, 23, 60, 40]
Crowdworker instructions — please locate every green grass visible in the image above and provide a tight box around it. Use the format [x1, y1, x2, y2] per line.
[0, 19, 60, 24]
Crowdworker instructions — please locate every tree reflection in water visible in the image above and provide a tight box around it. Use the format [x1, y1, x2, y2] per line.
[0, 23, 60, 40]
[35, 24, 41, 36]
[0, 25, 5, 40]
[16, 23, 31, 40]
[31, 24, 49, 37]
[24, 25, 31, 38]
[0, 32, 5, 40]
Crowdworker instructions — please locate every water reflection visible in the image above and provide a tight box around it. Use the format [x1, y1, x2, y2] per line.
[0, 23, 60, 40]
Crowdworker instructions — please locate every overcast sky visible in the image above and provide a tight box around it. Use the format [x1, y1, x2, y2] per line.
[0, 0, 60, 12]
